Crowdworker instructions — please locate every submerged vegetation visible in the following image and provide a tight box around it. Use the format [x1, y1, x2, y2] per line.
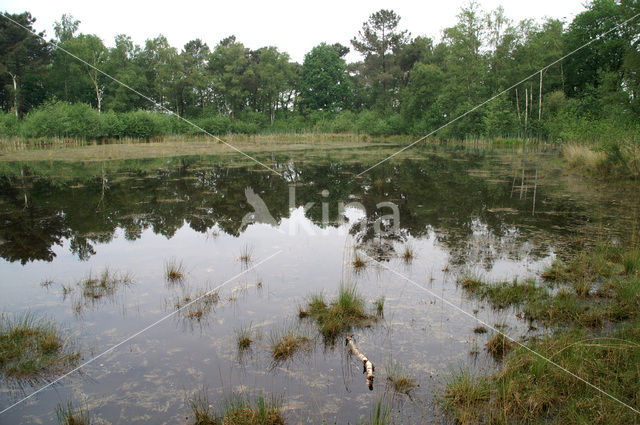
[385, 361, 417, 395]
[56, 402, 91, 425]
[447, 242, 640, 423]
[298, 285, 380, 344]
[0, 313, 80, 382]
[77, 268, 132, 301]
[173, 289, 220, 322]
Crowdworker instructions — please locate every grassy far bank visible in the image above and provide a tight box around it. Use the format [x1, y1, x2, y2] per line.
[447, 242, 640, 424]
[0, 133, 404, 163]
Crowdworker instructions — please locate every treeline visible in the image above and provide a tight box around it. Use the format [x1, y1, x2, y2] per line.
[1, 0, 639, 141]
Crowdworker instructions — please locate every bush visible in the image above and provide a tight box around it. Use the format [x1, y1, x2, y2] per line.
[197, 115, 231, 135]
[0, 113, 20, 136]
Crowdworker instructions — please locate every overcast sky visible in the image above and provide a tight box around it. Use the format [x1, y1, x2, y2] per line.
[5, 0, 587, 63]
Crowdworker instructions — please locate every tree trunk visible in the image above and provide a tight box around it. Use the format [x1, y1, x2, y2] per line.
[515, 88, 521, 123]
[525, 88, 528, 131]
[539, 70, 543, 121]
[9, 72, 18, 117]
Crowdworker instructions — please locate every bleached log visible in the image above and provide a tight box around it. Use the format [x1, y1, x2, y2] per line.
[345, 336, 374, 390]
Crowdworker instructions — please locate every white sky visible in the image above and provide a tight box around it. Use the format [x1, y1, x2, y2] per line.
[4, 0, 587, 63]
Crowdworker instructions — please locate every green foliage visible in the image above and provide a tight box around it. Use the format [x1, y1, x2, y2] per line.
[299, 43, 353, 112]
[2, 2, 640, 145]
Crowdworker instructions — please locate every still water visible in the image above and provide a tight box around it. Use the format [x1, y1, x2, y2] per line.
[0, 145, 637, 424]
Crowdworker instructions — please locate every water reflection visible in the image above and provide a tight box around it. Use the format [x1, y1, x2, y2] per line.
[0, 150, 598, 272]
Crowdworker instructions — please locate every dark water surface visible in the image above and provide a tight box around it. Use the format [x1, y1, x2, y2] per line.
[0, 145, 638, 424]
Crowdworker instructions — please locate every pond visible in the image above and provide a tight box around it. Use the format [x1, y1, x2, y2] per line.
[0, 144, 638, 424]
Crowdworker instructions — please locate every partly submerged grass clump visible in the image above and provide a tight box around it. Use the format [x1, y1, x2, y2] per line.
[374, 296, 385, 317]
[78, 268, 133, 301]
[56, 402, 91, 425]
[385, 361, 417, 394]
[300, 285, 379, 344]
[0, 313, 80, 382]
[485, 332, 514, 360]
[173, 289, 220, 322]
[269, 329, 311, 362]
[236, 325, 254, 352]
[401, 245, 414, 263]
[239, 245, 253, 265]
[458, 275, 548, 310]
[352, 253, 367, 271]
[165, 258, 185, 282]
[189, 393, 285, 425]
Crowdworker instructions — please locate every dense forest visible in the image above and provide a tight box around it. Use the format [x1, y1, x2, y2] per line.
[0, 0, 639, 141]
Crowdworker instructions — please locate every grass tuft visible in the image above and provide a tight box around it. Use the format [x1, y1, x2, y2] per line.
[401, 245, 414, 263]
[189, 391, 217, 425]
[239, 245, 253, 264]
[270, 329, 311, 362]
[173, 289, 220, 322]
[236, 325, 253, 352]
[56, 402, 91, 425]
[165, 258, 185, 282]
[300, 285, 378, 344]
[385, 361, 417, 394]
[0, 313, 80, 382]
[486, 332, 514, 360]
[352, 253, 367, 271]
[374, 296, 385, 317]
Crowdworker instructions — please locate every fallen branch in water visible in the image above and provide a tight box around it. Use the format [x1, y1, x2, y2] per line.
[346, 336, 374, 390]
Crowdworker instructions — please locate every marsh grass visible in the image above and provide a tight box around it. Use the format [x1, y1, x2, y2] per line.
[165, 258, 185, 282]
[352, 253, 367, 271]
[236, 325, 253, 352]
[239, 245, 253, 264]
[189, 391, 217, 425]
[385, 361, 417, 394]
[269, 328, 311, 362]
[562, 143, 607, 172]
[374, 296, 385, 317]
[221, 394, 285, 425]
[173, 289, 220, 322]
[40, 278, 54, 288]
[445, 321, 640, 424]
[442, 369, 490, 423]
[0, 313, 79, 382]
[300, 285, 378, 344]
[485, 332, 514, 360]
[56, 402, 91, 425]
[473, 326, 487, 334]
[78, 268, 133, 301]
[365, 396, 390, 425]
[445, 243, 640, 423]
[401, 245, 414, 263]
[458, 275, 548, 310]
